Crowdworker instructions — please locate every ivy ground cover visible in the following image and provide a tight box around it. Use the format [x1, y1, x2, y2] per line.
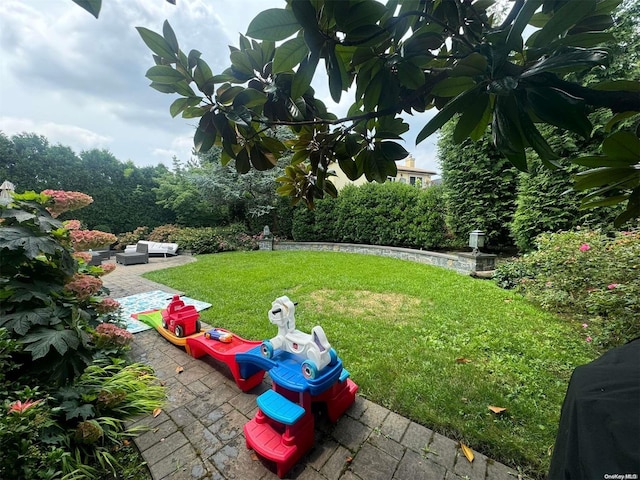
[144, 251, 597, 477]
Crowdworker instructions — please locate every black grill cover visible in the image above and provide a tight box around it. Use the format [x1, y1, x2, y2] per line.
[548, 338, 640, 479]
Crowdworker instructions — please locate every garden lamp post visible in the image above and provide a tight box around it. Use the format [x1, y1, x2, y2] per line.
[0, 180, 15, 205]
[469, 230, 486, 256]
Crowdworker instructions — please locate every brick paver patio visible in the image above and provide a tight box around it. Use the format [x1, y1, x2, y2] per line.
[104, 254, 519, 480]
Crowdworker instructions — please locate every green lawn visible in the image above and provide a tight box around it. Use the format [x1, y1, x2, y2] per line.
[144, 251, 597, 477]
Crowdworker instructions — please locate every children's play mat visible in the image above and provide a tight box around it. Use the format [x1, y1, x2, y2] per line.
[115, 290, 212, 333]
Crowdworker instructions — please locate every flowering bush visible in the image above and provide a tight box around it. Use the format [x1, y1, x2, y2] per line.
[93, 323, 132, 349]
[63, 219, 82, 230]
[494, 229, 640, 348]
[0, 191, 165, 478]
[64, 274, 104, 301]
[115, 226, 149, 250]
[148, 223, 181, 242]
[42, 189, 93, 217]
[95, 298, 120, 315]
[70, 229, 117, 251]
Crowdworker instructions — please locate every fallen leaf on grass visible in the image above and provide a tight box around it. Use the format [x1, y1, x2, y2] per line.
[455, 358, 471, 364]
[152, 408, 162, 418]
[488, 405, 507, 414]
[176, 366, 184, 374]
[460, 443, 474, 462]
[504, 298, 512, 303]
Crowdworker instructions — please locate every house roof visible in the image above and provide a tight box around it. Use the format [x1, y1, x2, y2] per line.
[396, 165, 437, 175]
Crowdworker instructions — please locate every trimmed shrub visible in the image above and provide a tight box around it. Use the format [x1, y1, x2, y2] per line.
[291, 182, 452, 250]
[172, 224, 258, 254]
[494, 229, 640, 348]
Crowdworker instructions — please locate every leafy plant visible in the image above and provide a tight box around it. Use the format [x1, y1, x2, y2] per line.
[124, 0, 640, 223]
[494, 228, 640, 347]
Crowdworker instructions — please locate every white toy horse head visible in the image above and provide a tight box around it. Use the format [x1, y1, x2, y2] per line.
[268, 296, 296, 332]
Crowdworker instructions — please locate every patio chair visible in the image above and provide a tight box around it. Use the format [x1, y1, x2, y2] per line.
[115, 242, 149, 266]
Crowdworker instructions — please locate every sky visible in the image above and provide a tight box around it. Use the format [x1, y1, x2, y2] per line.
[0, 0, 440, 174]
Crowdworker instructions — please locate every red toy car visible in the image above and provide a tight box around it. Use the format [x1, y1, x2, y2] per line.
[161, 295, 201, 337]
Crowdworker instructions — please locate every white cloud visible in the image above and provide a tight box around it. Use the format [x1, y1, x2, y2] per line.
[0, 116, 112, 152]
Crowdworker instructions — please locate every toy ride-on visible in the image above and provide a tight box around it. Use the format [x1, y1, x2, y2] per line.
[161, 294, 201, 337]
[260, 296, 338, 379]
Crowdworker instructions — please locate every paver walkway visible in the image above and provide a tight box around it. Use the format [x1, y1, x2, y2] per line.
[103, 255, 520, 480]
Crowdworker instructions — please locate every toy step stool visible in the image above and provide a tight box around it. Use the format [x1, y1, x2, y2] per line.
[244, 388, 315, 478]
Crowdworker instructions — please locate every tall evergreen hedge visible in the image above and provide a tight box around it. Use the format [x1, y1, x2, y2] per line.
[291, 182, 452, 250]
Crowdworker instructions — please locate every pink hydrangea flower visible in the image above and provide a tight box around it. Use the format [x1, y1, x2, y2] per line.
[586, 336, 593, 342]
[607, 283, 619, 290]
[582, 323, 589, 329]
[98, 263, 116, 276]
[579, 243, 590, 252]
[70, 230, 117, 251]
[73, 252, 93, 264]
[42, 190, 93, 217]
[96, 298, 120, 314]
[65, 274, 103, 301]
[63, 219, 82, 230]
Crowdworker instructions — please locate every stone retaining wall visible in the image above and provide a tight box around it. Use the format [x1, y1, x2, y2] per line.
[260, 240, 495, 274]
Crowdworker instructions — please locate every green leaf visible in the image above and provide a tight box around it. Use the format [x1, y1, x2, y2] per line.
[162, 20, 179, 54]
[579, 194, 629, 210]
[432, 77, 476, 97]
[521, 48, 608, 78]
[379, 141, 409, 161]
[246, 8, 301, 41]
[188, 49, 202, 69]
[517, 110, 560, 167]
[273, 37, 309, 73]
[506, 0, 543, 51]
[169, 97, 202, 118]
[526, 87, 592, 138]
[574, 167, 638, 190]
[605, 112, 639, 133]
[338, 157, 361, 181]
[602, 132, 640, 162]
[235, 148, 251, 174]
[194, 58, 215, 96]
[0, 226, 64, 259]
[217, 85, 244, 105]
[592, 80, 640, 92]
[291, 53, 319, 100]
[451, 53, 488, 77]
[573, 155, 637, 168]
[453, 94, 489, 144]
[136, 26, 177, 61]
[0, 309, 52, 336]
[71, 0, 101, 18]
[233, 88, 268, 108]
[23, 328, 80, 359]
[230, 50, 255, 77]
[533, 0, 596, 47]
[554, 32, 613, 48]
[396, 62, 425, 89]
[359, 150, 397, 183]
[327, 48, 345, 103]
[416, 86, 482, 144]
[492, 99, 527, 171]
[149, 82, 176, 94]
[145, 65, 184, 84]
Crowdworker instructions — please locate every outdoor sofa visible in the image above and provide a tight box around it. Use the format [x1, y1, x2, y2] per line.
[124, 240, 179, 257]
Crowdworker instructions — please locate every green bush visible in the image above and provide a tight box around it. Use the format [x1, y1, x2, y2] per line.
[0, 192, 164, 479]
[292, 182, 452, 250]
[172, 224, 258, 254]
[115, 226, 149, 250]
[147, 224, 182, 243]
[494, 229, 640, 348]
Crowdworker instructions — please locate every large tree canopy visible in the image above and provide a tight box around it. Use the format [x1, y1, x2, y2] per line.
[78, 0, 640, 224]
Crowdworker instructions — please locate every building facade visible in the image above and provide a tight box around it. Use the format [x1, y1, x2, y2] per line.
[330, 155, 436, 191]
